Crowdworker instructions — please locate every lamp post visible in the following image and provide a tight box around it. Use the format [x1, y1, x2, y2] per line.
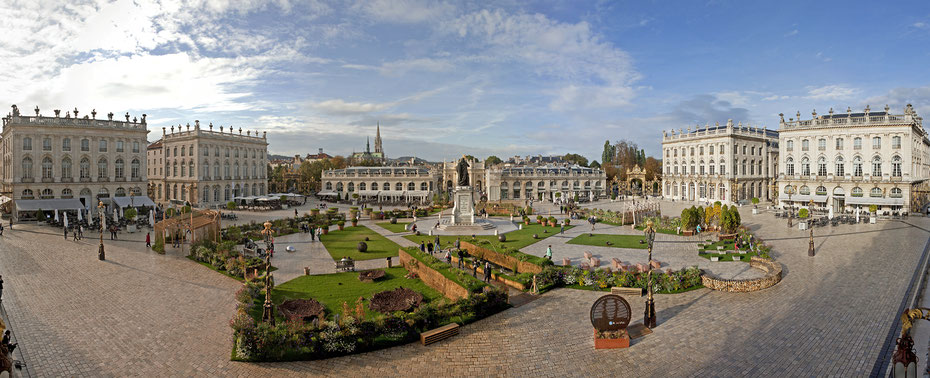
[643, 220, 657, 328]
[97, 200, 105, 260]
[892, 307, 930, 377]
[808, 199, 815, 256]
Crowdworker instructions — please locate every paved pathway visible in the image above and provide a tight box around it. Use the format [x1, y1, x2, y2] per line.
[0, 200, 927, 376]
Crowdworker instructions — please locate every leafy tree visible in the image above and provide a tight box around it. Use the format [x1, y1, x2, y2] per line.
[226, 201, 237, 210]
[464, 155, 476, 162]
[589, 160, 601, 169]
[563, 153, 589, 167]
[485, 155, 502, 166]
[601, 140, 614, 164]
[643, 156, 662, 181]
[124, 208, 138, 221]
[798, 208, 809, 218]
[681, 206, 700, 230]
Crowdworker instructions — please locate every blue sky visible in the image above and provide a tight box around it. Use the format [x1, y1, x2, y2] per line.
[2, 0, 929, 162]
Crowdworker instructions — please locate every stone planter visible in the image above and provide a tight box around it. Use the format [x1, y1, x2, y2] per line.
[752, 208, 759, 215]
[711, 256, 719, 262]
[127, 224, 137, 233]
[322, 228, 329, 235]
[731, 256, 740, 262]
[338, 225, 344, 231]
[798, 222, 808, 230]
[282, 204, 289, 209]
[351, 220, 358, 227]
[870, 217, 876, 224]
[310, 209, 320, 216]
[594, 330, 629, 349]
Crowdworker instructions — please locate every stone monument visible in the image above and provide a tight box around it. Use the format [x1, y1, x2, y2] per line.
[452, 156, 475, 225]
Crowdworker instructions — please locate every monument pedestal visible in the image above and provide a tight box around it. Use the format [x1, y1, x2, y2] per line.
[452, 186, 475, 225]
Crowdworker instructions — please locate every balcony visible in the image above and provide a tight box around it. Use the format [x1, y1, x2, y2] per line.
[80, 177, 92, 182]
[41, 177, 54, 183]
[21, 177, 34, 183]
[115, 177, 126, 182]
[61, 177, 73, 183]
[131, 177, 142, 182]
[98, 177, 109, 182]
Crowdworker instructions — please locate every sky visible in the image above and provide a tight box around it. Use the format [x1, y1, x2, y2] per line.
[1, 0, 929, 163]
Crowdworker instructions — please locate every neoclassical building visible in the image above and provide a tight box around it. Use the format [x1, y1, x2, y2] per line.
[777, 105, 930, 213]
[662, 120, 779, 204]
[1, 105, 149, 215]
[147, 121, 268, 208]
[486, 165, 607, 202]
[319, 166, 439, 203]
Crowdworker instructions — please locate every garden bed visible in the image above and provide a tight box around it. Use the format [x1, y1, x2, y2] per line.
[400, 247, 488, 298]
[321, 225, 401, 261]
[375, 221, 410, 233]
[403, 223, 570, 253]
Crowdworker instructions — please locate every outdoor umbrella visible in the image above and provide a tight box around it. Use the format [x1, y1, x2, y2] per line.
[64, 213, 69, 229]
[54, 209, 59, 222]
[149, 211, 155, 227]
[113, 207, 118, 220]
[855, 208, 860, 223]
[78, 208, 83, 222]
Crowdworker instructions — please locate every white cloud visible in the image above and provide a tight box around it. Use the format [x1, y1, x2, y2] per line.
[805, 85, 860, 100]
[913, 22, 928, 29]
[865, 86, 930, 116]
[784, 29, 799, 37]
[353, 0, 455, 24]
[378, 57, 455, 75]
[309, 99, 394, 115]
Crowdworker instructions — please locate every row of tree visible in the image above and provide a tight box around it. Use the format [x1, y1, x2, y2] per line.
[601, 139, 662, 181]
[680, 203, 741, 233]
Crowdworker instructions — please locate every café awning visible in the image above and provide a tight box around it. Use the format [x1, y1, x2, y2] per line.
[15, 198, 85, 211]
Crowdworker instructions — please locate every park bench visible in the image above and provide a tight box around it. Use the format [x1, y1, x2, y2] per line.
[718, 233, 737, 241]
[335, 260, 355, 272]
[611, 286, 645, 297]
[421, 323, 460, 346]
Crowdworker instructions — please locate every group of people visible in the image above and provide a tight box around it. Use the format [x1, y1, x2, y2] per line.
[0, 275, 16, 355]
[64, 225, 84, 241]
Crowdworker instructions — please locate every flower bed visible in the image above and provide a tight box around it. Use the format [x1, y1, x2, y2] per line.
[189, 240, 267, 281]
[358, 269, 386, 282]
[537, 265, 703, 294]
[369, 287, 423, 313]
[278, 299, 325, 322]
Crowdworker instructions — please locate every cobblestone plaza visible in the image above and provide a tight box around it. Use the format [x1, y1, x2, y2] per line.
[0, 201, 926, 376]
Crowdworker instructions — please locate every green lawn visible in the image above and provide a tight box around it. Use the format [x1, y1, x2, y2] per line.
[633, 225, 680, 235]
[270, 267, 443, 320]
[375, 221, 410, 233]
[698, 251, 756, 262]
[566, 233, 648, 249]
[698, 240, 735, 252]
[320, 225, 402, 261]
[403, 223, 571, 251]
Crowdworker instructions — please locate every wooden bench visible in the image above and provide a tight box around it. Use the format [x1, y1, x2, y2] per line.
[335, 260, 355, 272]
[611, 286, 645, 297]
[421, 323, 460, 346]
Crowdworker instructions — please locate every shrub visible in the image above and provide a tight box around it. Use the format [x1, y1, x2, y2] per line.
[798, 208, 809, 219]
[124, 207, 138, 221]
[182, 205, 192, 214]
[869, 204, 878, 213]
[152, 238, 165, 254]
[227, 201, 238, 210]
[751, 197, 760, 205]
[35, 209, 45, 222]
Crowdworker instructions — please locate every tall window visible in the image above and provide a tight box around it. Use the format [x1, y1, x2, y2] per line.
[180, 160, 186, 177]
[719, 163, 725, 175]
[853, 157, 863, 177]
[214, 162, 219, 178]
[786, 140, 794, 151]
[63, 138, 71, 151]
[203, 147, 209, 156]
[80, 158, 90, 179]
[189, 161, 194, 178]
[235, 149, 239, 158]
[61, 157, 72, 179]
[41, 157, 53, 179]
[23, 137, 32, 150]
[892, 136, 901, 149]
[851, 187, 863, 197]
[225, 148, 229, 157]
[21, 157, 33, 179]
[836, 138, 843, 149]
[173, 161, 178, 177]
[81, 138, 89, 151]
[99, 140, 107, 152]
[835, 156, 844, 176]
[872, 156, 882, 176]
[891, 188, 903, 198]
[817, 157, 826, 176]
[699, 147, 704, 155]
[115, 158, 125, 179]
[818, 139, 826, 150]
[97, 158, 108, 179]
[116, 141, 124, 152]
[133, 141, 140, 153]
[699, 161, 705, 175]
[870, 187, 883, 197]
[204, 162, 210, 179]
[802, 139, 809, 151]
[741, 160, 746, 175]
[709, 160, 715, 175]
[892, 156, 902, 177]
[872, 137, 881, 149]
[709, 145, 714, 154]
[801, 157, 810, 176]
[131, 159, 140, 180]
[854, 137, 862, 150]
[43, 137, 52, 151]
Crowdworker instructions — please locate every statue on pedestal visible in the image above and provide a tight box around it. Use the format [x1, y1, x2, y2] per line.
[456, 156, 470, 187]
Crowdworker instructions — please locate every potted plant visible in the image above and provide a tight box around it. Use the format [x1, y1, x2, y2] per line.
[321, 223, 329, 235]
[548, 216, 557, 227]
[364, 207, 372, 215]
[36, 208, 46, 223]
[226, 201, 237, 210]
[523, 216, 530, 225]
[868, 204, 878, 224]
[751, 197, 760, 214]
[564, 219, 571, 226]
[280, 195, 289, 209]
[536, 215, 544, 224]
[351, 216, 358, 227]
[124, 208, 138, 233]
[798, 208, 809, 230]
[337, 220, 345, 231]
[594, 329, 629, 349]
[310, 208, 320, 216]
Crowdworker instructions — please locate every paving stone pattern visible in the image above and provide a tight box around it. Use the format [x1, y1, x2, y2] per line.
[0, 200, 927, 376]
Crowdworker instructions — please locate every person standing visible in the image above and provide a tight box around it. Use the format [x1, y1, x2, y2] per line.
[484, 261, 492, 283]
[472, 260, 478, 277]
[294, 208, 298, 217]
[420, 241, 426, 252]
[0, 222, 4, 235]
[427, 241, 433, 254]
[434, 240, 441, 255]
[310, 226, 316, 241]
[456, 249, 464, 269]
[145, 232, 151, 248]
[454, 237, 461, 250]
[445, 251, 452, 265]
[0, 275, 4, 302]
[560, 223, 565, 235]
[78, 225, 83, 240]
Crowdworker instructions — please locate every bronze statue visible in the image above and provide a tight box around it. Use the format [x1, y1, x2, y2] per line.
[456, 156, 470, 187]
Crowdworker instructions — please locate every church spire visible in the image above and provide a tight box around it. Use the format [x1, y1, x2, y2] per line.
[366, 136, 370, 153]
[374, 121, 383, 154]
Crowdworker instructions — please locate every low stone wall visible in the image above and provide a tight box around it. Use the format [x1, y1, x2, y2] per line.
[398, 249, 470, 300]
[459, 241, 543, 274]
[701, 256, 783, 293]
[452, 256, 527, 291]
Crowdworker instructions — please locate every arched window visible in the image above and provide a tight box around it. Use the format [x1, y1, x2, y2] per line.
[853, 157, 863, 177]
[872, 156, 882, 176]
[892, 156, 902, 177]
[21, 189, 34, 199]
[835, 156, 845, 176]
[784, 185, 794, 195]
[224, 162, 230, 178]
[395, 182, 403, 191]
[21, 157, 33, 179]
[359, 182, 366, 191]
[41, 157, 53, 179]
[817, 156, 827, 176]
[97, 158, 108, 179]
[115, 187, 126, 197]
[214, 161, 220, 178]
[801, 157, 810, 176]
[115, 158, 124, 179]
[336, 182, 344, 192]
[189, 161, 194, 178]
[891, 188, 903, 198]
[61, 157, 72, 179]
[180, 160, 186, 177]
[62, 188, 73, 198]
[870, 187, 883, 197]
[98, 187, 109, 198]
[203, 162, 210, 179]
[203, 187, 209, 202]
[80, 158, 90, 179]
[325, 182, 333, 190]
[851, 187, 863, 197]
[383, 182, 390, 191]
[421, 182, 428, 190]
[408, 182, 415, 190]
[347, 182, 355, 192]
[816, 186, 827, 195]
[172, 161, 178, 177]
[40, 188, 53, 199]
[799, 185, 810, 195]
[213, 185, 220, 202]
[234, 163, 240, 178]
[130, 187, 142, 196]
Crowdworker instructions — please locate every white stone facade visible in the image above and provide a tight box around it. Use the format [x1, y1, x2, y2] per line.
[662, 120, 779, 205]
[1, 105, 148, 210]
[486, 165, 607, 202]
[320, 166, 438, 204]
[147, 122, 268, 208]
[776, 105, 930, 213]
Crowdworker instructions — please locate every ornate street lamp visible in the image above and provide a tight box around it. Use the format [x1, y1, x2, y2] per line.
[97, 200, 106, 260]
[643, 220, 657, 328]
[892, 307, 930, 377]
[808, 199, 815, 257]
[261, 254, 275, 325]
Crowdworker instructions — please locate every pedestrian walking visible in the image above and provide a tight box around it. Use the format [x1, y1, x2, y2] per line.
[146, 232, 151, 248]
[78, 225, 83, 240]
[427, 242, 433, 254]
[0, 222, 4, 236]
[0, 275, 4, 302]
[294, 209, 298, 217]
[310, 227, 316, 241]
[457, 249, 464, 269]
[434, 240, 440, 255]
[73, 228, 79, 241]
[560, 224, 565, 234]
[545, 245, 553, 260]
[445, 251, 452, 265]
[472, 260, 478, 277]
[420, 241, 426, 252]
[64, 227, 68, 240]
[484, 261, 492, 283]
